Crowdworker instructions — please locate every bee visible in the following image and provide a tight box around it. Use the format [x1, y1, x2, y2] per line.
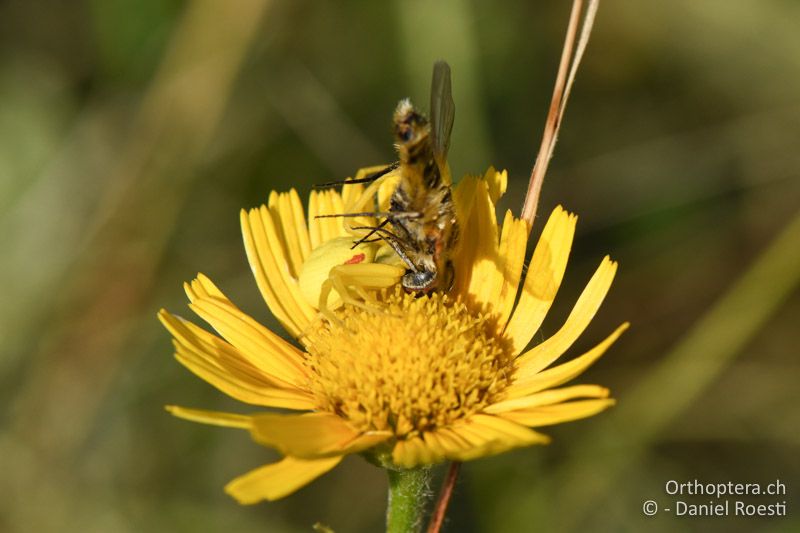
[311, 60, 458, 322]
[340, 61, 458, 293]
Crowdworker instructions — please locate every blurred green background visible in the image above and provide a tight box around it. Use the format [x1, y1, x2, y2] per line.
[1, 1, 798, 531]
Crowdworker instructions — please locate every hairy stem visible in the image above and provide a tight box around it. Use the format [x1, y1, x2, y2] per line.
[386, 468, 433, 533]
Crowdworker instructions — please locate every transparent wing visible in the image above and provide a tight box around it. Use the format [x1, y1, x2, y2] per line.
[430, 61, 455, 169]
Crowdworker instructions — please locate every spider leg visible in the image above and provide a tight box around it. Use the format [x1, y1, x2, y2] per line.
[318, 263, 405, 324]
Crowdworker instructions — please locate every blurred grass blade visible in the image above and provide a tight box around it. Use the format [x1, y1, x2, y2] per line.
[551, 207, 800, 529]
[393, 0, 492, 178]
[8, 0, 272, 476]
[265, 62, 384, 175]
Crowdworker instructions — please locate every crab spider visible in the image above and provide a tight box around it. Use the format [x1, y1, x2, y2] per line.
[318, 260, 405, 326]
[299, 232, 404, 327]
[300, 167, 406, 323]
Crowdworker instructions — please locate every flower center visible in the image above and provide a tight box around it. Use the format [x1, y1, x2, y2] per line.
[304, 288, 515, 438]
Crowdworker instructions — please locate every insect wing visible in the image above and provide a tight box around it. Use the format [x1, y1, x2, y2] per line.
[430, 61, 455, 175]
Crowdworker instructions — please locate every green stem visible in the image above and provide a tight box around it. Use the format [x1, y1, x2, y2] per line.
[386, 467, 433, 533]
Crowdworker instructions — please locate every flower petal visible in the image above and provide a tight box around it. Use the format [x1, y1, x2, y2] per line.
[166, 405, 253, 429]
[452, 174, 479, 232]
[485, 167, 507, 204]
[308, 189, 348, 246]
[377, 172, 401, 211]
[340, 432, 395, 454]
[392, 415, 550, 467]
[485, 384, 611, 414]
[307, 190, 323, 249]
[429, 427, 472, 454]
[442, 414, 550, 461]
[453, 169, 509, 306]
[492, 211, 530, 329]
[452, 177, 500, 306]
[340, 166, 386, 228]
[392, 436, 445, 468]
[250, 412, 390, 458]
[499, 399, 616, 427]
[225, 456, 342, 504]
[184, 275, 310, 387]
[159, 310, 315, 409]
[505, 323, 629, 399]
[504, 206, 577, 355]
[514, 255, 618, 374]
[171, 344, 313, 408]
[241, 206, 316, 338]
[268, 189, 311, 278]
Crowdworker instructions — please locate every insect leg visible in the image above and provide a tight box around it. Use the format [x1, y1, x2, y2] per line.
[351, 218, 390, 248]
[350, 225, 419, 273]
[313, 162, 399, 189]
[315, 211, 421, 219]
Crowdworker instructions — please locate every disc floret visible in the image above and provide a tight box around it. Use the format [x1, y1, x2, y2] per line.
[305, 288, 515, 438]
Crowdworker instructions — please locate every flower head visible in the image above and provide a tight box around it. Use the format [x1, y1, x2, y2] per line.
[159, 167, 627, 504]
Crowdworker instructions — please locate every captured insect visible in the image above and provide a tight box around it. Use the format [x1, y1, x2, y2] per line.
[317, 60, 459, 295]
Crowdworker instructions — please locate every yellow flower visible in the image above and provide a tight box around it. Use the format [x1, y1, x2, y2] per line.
[159, 167, 627, 504]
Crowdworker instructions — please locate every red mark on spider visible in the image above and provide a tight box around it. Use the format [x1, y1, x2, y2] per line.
[345, 253, 366, 265]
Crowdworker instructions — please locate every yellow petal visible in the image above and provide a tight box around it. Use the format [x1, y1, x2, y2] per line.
[425, 428, 471, 458]
[506, 323, 629, 399]
[396, 415, 550, 466]
[389, 439, 412, 467]
[250, 412, 389, 458]
[166, 405, 253, 429]
[392, 436, 445, 468]
[307, 190, 323, 249]
[338, 165, 400, 215]
[421, 431, 450, 458]
[504, 206, 577, 355]
[485, 167, 507, 204]
[260, 204, 317, 319]
[485, 384, 610, 413]
[377, 172, 401, 211]
[499, 399, 616, 427]
[452, 168, 514, 317]
[309, 189, 348, 245]
[452, 175, 479, 230]
[442, 414, 551, 461]
[241, 207, 313, 338]
[268, 189, 311, 278]
[225, 456, 342, 504]
[452, 178, 500, 305]
[171, 344, 314, 409]
[514, 255, 618, 375]
[340, 166, 383, 229]
[492, 211, 530, 329]
[468, 414, 551, 445]
[326, 190, 347, 240]
[340, 171, 368, 208]
[159, 310, 315, 409]
[339, 431, 394, 454]
[184, 275, 309, 387]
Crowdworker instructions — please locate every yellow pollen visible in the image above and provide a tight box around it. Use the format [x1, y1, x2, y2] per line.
[304, 288, 515, 438]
